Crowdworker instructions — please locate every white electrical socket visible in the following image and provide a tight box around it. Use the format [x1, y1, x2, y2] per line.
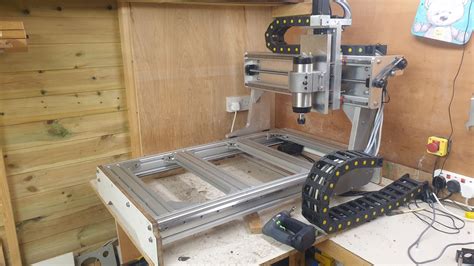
[226, 96, 250, 112]
[434, 169, 474, 199]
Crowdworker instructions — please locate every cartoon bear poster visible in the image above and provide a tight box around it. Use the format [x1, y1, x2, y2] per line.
[412, 0, 473, 45]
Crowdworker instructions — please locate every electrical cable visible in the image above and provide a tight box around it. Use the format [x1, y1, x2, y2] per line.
[230, 111, 238, 133]
[433, 193, 474, 222]
[407, 196, 474, 264]
[364, 82, 389, 155]
[439, 0, 472, 175]
[443, 199, 474, 212]
[338, 190, 374, 197]
[300, 154, 315, 163]
[407, 200, 437, 264]
[409, 200, 465, 234]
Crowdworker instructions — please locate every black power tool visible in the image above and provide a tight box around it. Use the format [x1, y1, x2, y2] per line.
[262, 207, 316, 252]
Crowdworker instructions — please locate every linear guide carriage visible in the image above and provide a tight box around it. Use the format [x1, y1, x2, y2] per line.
[95, 1, 422, 265]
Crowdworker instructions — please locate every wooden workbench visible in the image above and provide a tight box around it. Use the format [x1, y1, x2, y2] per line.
[91, 158, 473, 265]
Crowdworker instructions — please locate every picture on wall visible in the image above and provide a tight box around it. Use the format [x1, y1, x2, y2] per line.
[412, 0, 473, 45]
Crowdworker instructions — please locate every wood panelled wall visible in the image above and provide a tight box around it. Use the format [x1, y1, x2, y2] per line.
[274, 1, 474, 178]
[0, 0, 129, 263]
[120, 3, 273, 156]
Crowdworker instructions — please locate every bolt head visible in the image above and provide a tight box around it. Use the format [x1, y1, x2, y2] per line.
[148, 237, 153, 243]
[126, 202, 130, 207]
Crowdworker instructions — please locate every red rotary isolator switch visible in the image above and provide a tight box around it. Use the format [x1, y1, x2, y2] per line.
[426, 141, 440, 153]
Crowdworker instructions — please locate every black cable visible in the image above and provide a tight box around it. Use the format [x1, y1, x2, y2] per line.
[439, 0, 473, 175]
[300, 154, 315, 163]
[382, 82, 390, 104]
[338, 190, 375, 197]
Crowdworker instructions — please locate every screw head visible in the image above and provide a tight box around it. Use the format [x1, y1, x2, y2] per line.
[147, 225, 152, 231]
[148, 237, 153, 243]
[126, 202, 130, 207]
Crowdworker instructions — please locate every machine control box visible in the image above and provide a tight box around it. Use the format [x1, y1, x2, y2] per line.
[426, 136, 449, 157]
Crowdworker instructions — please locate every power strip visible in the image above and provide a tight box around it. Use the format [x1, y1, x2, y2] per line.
[434, 169, 474, 199]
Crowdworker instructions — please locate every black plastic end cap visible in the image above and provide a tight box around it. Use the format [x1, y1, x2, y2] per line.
[432, 175, 446, 190]
[293, 107, 312, 113]
[397, 58, 408, 70]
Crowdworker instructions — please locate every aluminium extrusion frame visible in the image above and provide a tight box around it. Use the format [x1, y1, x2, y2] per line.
[96, 128, 346, 265]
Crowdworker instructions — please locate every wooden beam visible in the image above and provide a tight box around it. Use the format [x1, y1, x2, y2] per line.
[119, 0, 302, 5]
[116, 222, 142, 264]
[0, 240, 5, 266]
[244, 213, 263, 234]
[118, 2, 143, 158]
[0, 149, 22, 266]
[272, 2, 311, 17]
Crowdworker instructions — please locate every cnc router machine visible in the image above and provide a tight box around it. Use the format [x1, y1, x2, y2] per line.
[95, 1, 425, 265]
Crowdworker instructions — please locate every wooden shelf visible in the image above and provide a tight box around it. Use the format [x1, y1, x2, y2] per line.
[118, 0, 302, 6]
[0, 21, 27, 53]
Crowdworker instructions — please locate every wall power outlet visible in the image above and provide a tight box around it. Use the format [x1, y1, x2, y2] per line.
[434, 169, 474, 199]
[226, 96, 250, 112]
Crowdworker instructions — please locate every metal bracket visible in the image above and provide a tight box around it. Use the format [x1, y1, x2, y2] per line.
[75, 241, 118, 266]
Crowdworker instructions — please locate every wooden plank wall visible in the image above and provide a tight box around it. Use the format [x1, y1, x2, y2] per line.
[0, 0, 129, 264]
[120, 3, 274, 155]
[274, 0, 474, 179]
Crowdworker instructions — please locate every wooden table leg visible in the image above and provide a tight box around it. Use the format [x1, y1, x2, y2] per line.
[116, 221, 142, 264]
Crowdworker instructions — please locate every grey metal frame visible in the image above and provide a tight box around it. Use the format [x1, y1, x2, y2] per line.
[98, 129, 345, 246]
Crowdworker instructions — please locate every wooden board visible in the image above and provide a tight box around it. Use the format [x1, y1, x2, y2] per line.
[120, 0, 301, 5]
[1, 111, 128, 151]
[21, 218, 116, 264]
[8, 153, 130, 199]
[0, 240, 5, 266]
[0, 43, 122, 73]
[1, 16, 119, 44]
[0, 0, 118, 18]
[0, 21, 27, 53]
[0, 1, 127, 263]
[0, 89, 126, 126]
[122, 3, 273, 155]
[118, 2, 143, 158]
[3, 132, 130, 175]
[274, 0, 474, 178]
[13, 183, 102, 225]
[116, 222, 142, 263]
[316, 240, 371, 266]
[0, 66, 124, 100]
[17, 204, 111, 244]
[0, 149, 22, 266]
